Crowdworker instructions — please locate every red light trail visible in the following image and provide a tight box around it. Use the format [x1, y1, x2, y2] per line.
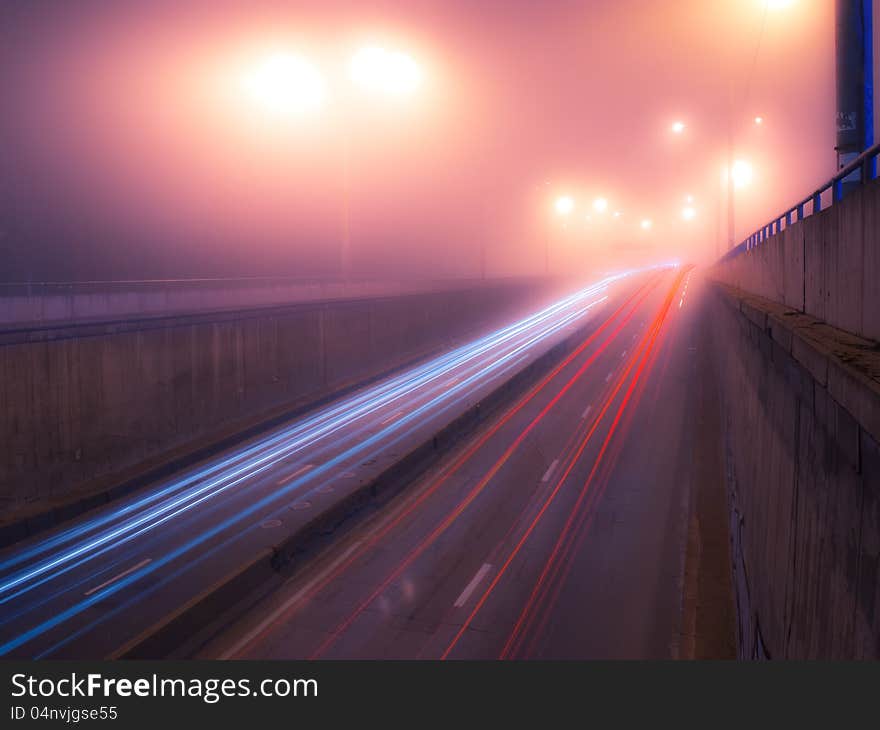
[306, 274, 664, 659]
[440, 268, 688, 659]
[226, 274, 660, 658]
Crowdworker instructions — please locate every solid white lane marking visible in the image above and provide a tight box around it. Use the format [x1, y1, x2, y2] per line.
[381, 411, 404, 425]
[605, 372, 613, 382]
[454, 563, 493, 608]
[85, 558, 151, 596]
[277, 464, 315, 486]
[581, 404, 592, 419]
[219, 541, 363, 659]
[541, 459, 559, 483]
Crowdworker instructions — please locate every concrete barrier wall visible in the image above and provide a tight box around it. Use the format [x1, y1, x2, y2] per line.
[0, 280, 554, 519]
[0, 277, 538, 327]
[709, 284, 880, 658]
[712, 177, 880, 342]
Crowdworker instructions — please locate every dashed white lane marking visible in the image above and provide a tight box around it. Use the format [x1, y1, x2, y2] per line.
[605, 372, 613, 383]
[581, 404, 592, 419]
[85, 558, 151, 596]
[621, 349, 627, 359]
[219, 541, 363, 659]
[381, 411, 404, 425]
[454, 563, 493, 608]
[541, 459, 560, 483]
[277, 464, 315, 486]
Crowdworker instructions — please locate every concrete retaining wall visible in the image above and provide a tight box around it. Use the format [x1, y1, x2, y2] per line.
[0, 277, 534, 327]
[0, 280, 554, 522]
[709, 283, 880, 658]
[712, 177, 880, 342]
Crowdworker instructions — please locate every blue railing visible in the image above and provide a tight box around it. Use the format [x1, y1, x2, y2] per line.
[723, 140, 880, 262]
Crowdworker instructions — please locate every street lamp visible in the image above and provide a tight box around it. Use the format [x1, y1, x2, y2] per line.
[681, 206, 697, 221]
[338, 46, 422, 280]
[243, 47, 422, 282]
[242, 53, 326, 115]
[671, 121, 686, 134]
[730, 159, 754, 189]
[547, 195, 574, 276]
[640, 218, 653, 230]
[592, 197, 609, 213]
[350, 47, 421, 94]
[554, 195, 575, 215]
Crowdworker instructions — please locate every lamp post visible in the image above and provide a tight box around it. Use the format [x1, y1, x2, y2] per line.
[243, 46, 422, 281]
[550, 195, 574, 276]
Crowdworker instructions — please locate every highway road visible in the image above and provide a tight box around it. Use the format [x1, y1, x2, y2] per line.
[0, 268, 669, 659]
[199, 265, 724, 660]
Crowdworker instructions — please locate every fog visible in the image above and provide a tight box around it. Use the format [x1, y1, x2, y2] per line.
[0, 1, 840, 282]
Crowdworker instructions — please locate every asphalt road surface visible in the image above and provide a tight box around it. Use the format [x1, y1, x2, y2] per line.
[201, 265, 726, 660]
[0, 268, 669, 659]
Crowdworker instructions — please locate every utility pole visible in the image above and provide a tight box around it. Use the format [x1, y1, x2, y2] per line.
[836, 0, 874, 190]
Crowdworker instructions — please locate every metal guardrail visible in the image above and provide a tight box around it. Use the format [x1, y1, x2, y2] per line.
[721, 140, 880, 263]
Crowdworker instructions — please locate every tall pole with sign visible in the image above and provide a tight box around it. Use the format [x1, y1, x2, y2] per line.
[836, 0, 875, 189]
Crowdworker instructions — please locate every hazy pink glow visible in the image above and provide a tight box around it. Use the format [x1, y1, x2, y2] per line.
[0, 1, 841, 280]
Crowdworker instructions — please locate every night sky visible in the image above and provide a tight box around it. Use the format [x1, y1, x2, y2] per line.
[0, 1, 838, 282]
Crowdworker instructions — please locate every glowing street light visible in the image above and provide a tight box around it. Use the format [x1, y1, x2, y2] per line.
[592, 197, 609, 213]
[555, 195, 575, 215]
[640, 218, 653, 230]
[754, 116, 764, 126]
[681, 206, 697, 221]
[351, 46, 422, 94]
[730, 159, 754, 189]
[766, 0, 795, 9]
[243, 53, 326, 115]
[613, 211, 622, 218]
[243, 46, 423, 280]
[671, 121, 686, 134]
